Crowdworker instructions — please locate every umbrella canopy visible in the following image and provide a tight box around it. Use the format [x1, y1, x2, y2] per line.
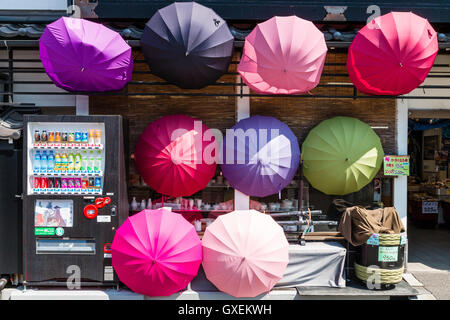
[111, 209, 202, 297]
[302, 117, 384, 195]
[237, 16, 327, 94]
[140, 1, 234, 89]
[347, 12, 438, 95]
[134, 115, 217, 197]
[202, 210, 289, 297]
[39, 17, 133, 92]
[220, 115, 300, 197]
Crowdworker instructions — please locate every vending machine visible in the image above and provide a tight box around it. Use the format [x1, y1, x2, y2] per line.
[22, 115, 128, 286]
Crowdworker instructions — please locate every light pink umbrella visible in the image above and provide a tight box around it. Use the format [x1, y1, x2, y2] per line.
[111, 209, 202, 297]
[347, 12, 438, 95]
[237, 16, 327, 94]
[202, 210, 289, 297]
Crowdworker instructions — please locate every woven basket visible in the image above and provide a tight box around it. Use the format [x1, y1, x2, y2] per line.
[354, 263, 404, 284]
[378, 233, 402, 246]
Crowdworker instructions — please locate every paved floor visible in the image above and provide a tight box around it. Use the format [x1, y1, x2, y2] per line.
[407, 223, 450, 300]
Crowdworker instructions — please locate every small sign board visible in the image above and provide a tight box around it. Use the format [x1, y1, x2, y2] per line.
[422, 201, 439, 214]
[384, 155, 410, 176]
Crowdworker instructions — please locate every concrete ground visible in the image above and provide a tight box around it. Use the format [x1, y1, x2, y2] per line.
[406, 223, 450, 300]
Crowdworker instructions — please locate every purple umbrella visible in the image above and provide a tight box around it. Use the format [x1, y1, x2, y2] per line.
[39, 17, 133, 92]
[221, 116, 300, 197]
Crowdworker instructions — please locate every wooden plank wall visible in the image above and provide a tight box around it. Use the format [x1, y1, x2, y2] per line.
[90, 50, 397, 177]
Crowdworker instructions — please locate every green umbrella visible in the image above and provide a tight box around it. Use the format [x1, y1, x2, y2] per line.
[302, 116, 384, 195]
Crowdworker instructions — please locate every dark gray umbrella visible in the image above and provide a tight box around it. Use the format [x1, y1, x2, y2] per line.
[140, 2, 234, 89]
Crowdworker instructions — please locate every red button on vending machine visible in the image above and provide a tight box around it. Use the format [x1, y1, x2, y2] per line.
[83, 204, 98, 219]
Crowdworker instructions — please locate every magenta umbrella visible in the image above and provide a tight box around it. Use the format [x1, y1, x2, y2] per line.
[39, 17, 133, 92]
[347, 12, 438, 95]
[111, 209, 202, 297]
[134, 115, 217, 197]
[237, 16, 327, 94]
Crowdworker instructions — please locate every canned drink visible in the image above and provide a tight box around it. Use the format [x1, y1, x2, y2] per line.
[67, 178, 74, 188]
[55, 132, 61, 142]
[81, 178, 89, 189]
[61, 178, 67, 189]
[41, 130, 48, 142]
[34, 177, 41, 188]
[81, 132, 88, 143]
[88, 177, 95, 188]
[48, 177, 55, 188]
[48, 132, 55, 142]
[94, 129, 102, 144]
[62, 132, 68, 142]
[40, 177, 48, 189]
[34, 130, 40, 142]
[75, 132, 82, 143]
[55, 177, 61, 188]
[94, 177, 101, 189]
[68, 132, 75, 143]
[74, 178, 81, 189]
[88, 129, 95, 144]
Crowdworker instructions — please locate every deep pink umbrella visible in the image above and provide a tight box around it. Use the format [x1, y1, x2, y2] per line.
[202, 210, 289, 297]
[134, 115, 217, 197]
[111, 209, 202, 297]
[39, 17, 133, 92]
[347, 12, 438, 95]
[237, 16, 327, 94]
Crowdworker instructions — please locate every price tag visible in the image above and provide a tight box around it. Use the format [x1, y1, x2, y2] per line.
[378, 246, 398, 262]
[422, 201, 438, 214]
[367, 233, 379, 245]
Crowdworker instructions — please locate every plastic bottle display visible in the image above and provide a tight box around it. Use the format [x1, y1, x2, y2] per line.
[31, 126, 104, 194]
[47, 151, 55, 171]
[33, 128, 101, 145]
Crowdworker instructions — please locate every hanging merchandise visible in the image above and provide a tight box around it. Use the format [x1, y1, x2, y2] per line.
[347, 12, 438, 95]
[134, 115, 217, 197]
[237, 16, 327, 94]
[39, 17, 133, 92]
[221, 115, 300, 197]
[140, 1, 234, 89]
[202, 210, 289, 298]
[302, 116, 384, 195]
[111, 209, 202, 297]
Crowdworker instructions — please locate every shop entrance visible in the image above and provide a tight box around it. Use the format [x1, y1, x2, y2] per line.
[406, 111, 450, 298]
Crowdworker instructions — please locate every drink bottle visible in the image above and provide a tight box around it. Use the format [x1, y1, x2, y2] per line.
[40, 151, 47, 172]
[34, 150, 41, 171]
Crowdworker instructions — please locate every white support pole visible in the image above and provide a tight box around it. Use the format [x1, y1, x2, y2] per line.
[234, 74, 250, 210]
[394, 99, 408, 229]
[76, 95, 89, 115]
[395, 98, 409, 267]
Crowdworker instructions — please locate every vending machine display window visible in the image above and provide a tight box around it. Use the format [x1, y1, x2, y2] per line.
[34, 199, 73, 227]
[36, 239, 96, 255]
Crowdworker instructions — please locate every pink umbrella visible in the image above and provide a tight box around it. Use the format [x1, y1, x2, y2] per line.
[237, 16, 327, 94]
[134, 115, 217, 197]
[39, 17, 133, 92]
[202, 210, 289, 297]
[111, 209, 202, 297]
[347, 12, 438, 95]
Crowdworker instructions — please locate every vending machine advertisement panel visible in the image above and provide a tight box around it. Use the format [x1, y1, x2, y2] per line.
[22, 115, 128, 286]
